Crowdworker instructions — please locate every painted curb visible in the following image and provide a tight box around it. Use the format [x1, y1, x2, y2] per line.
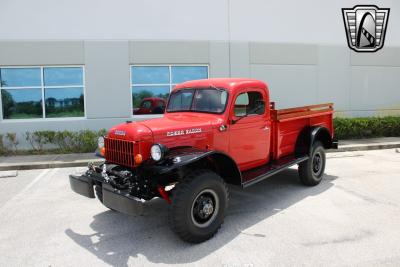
[328, 143, 400, 153]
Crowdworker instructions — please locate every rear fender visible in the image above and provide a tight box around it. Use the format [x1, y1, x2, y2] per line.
[295, 126, 334, 157]
[143, 147, 242, 185]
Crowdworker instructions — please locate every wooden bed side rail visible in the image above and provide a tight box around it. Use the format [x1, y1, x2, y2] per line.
[277, 103, 334, 115]
[271, 103, 334, 121]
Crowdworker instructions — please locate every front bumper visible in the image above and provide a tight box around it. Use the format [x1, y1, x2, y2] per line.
[69, 173, 144, 215]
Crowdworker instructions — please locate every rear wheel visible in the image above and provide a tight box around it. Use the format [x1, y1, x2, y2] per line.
[168, 169, 229, 243]
[298, 141, 326, 186]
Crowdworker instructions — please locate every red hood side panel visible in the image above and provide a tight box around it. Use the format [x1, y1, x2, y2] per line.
[141, 113, 223, 149]
[108, 122, 153, 142]
[107, 113, 226, 163]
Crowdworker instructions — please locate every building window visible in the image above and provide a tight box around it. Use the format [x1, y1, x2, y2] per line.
[130, 65, 208, 115]
[0, 66, 85, 119]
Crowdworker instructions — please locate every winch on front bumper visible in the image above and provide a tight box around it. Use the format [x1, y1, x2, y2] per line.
[69, 163, 155, 215]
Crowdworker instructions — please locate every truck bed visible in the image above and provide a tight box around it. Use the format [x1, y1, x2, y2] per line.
[270, 103, 334, 160]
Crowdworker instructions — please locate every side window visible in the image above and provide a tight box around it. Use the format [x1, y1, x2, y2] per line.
[156, 100, 165, 109]
[234, 91, 265, 117]
[141, 100, 152, 109]
[152, 100, 166, 114]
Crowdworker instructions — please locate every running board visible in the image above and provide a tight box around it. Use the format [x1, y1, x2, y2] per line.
[241, 156, 309, 188]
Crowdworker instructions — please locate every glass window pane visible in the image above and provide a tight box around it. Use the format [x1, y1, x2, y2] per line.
[193, 89, 227, 113]
[131, 66, 169, 84]
[171, 66, 208, 84]
[0, 68, 41, 87]
[132, 85, 169, 115]
[44, 87, 84, 118]
[44, 67, 83, 86]
[1, 89, 42, 119]
[167, 89, 194, 112]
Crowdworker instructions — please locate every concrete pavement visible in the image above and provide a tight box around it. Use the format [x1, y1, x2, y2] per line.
[0, 149, 399, 266]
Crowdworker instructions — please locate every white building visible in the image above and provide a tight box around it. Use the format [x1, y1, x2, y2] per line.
[0, 0, 399, 136]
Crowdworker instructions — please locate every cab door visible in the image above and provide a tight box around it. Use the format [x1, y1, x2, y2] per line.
[228, 89, 271, 171]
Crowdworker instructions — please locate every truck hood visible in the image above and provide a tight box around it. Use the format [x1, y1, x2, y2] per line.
[108, 121, 153, 142]
[108, 113, 224, 147]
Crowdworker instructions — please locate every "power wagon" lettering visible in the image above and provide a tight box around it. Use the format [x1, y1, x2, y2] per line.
[167, 128, 202, 137]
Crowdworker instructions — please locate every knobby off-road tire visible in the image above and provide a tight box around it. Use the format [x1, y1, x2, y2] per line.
[298, 141, 326, 186]
[168, 169, 229, 243]
[94, 185, 115, 211]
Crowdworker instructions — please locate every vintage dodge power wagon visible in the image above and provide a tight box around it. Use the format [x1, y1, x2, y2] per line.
[70, 78, 338, 243]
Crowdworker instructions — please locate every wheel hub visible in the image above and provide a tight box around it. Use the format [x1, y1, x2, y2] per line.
[313, 153, 322, 173]
[202, 202, 214, 216]
[191, 189, 219, 228]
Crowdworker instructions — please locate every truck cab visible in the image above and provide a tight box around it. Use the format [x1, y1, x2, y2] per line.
[133, 97, 166, 115]
[70, 78, 337, 243]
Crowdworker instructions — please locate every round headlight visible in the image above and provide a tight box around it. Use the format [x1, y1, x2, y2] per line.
[151, 144, 163, 161]
[98, 136, 105, 149]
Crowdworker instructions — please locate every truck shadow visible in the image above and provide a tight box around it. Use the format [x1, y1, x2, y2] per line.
[65, 169, 337, 266]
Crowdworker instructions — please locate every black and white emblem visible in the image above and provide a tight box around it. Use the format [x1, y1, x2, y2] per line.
[342, 5, 390, 52]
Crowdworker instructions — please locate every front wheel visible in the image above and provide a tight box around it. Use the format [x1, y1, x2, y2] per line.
[168, 169, 229, 243]
[298, 141, 326, 186]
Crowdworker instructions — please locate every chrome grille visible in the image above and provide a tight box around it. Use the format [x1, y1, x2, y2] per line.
[104, 137, 135, 168]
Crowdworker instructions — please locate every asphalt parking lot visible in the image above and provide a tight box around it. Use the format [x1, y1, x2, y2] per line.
[0, 149, 400, 267]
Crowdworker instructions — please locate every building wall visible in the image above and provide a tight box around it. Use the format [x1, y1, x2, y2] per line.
[1, 40, 399, 132]
[0, 0, 400, 138]
[1, 0, 400, 45]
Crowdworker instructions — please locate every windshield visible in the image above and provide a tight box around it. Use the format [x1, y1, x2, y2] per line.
[167, 88, 228, 114]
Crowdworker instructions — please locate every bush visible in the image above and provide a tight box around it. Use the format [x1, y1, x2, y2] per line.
[25, 131, 48, 151]
[52, 130, 107, 153]
[5, 133, 19, 153]
[334, 116, 400, 139]
[0, 134, 7, 156]
[1, 116, 399, 156]
[1, 129, 107, 155]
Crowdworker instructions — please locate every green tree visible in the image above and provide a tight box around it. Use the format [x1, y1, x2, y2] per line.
[132, 90, 154, 108]
[1, 90, 15, 118]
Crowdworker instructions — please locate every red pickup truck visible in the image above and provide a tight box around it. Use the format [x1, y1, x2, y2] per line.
[70, 78, 337, 243]
[133, 97, 166, 115]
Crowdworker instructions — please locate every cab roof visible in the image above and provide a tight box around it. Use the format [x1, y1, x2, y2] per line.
[173, 78, 268, 93]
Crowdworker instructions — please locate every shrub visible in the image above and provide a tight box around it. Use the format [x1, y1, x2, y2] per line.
[54, 131, 75, 152]
[0, 134, 6, 155]
[5, 133, 19, 153]
[13, 129, 107, 154]
[70, 130, 100, 153]
[334, 116, 400, 139]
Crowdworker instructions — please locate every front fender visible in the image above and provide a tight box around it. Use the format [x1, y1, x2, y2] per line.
[142, 147, 242, 185]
